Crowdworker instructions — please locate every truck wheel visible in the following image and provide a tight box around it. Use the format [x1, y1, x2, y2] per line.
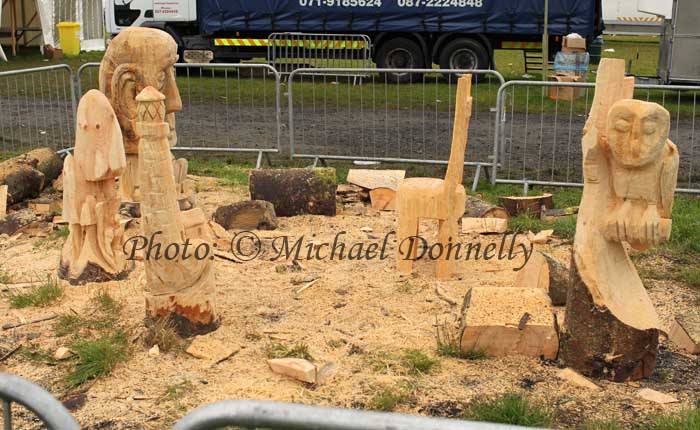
[438, 38, 489, 81]
[376, 37, 425, 84]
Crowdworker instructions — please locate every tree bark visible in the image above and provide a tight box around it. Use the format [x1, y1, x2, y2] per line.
[541, 252, 570, 306]
[249, 168, 337, 216]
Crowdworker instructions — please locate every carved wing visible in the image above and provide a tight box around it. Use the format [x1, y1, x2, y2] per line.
[659, 140, 679, 218]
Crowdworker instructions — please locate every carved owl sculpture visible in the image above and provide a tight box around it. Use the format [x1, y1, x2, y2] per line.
[603, 99, 679, 250]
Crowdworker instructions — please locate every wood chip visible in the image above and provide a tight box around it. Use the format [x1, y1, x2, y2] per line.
[557, 368, 600, 391]
[295, 279, 319, 295]
[637, 388, 679, 404]
[2, 314, 57, 330]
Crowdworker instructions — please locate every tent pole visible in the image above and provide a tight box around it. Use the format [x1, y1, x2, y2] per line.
[9, 0, 16, 56]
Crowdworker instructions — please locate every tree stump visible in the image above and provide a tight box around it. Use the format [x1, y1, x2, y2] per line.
[499, 194, 553, 218]
[465, 195, 508, 219]
[249, 168, 337, 216]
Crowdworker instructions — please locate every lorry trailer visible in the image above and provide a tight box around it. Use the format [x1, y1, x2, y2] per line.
[107, 0, 603, 74]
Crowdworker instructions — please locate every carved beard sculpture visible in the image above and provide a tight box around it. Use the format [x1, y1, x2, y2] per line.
[99, 27, 182, 202]
[603, 99, 679, 251]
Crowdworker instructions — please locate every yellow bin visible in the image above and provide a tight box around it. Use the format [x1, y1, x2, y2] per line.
[57, 22, 81, 56]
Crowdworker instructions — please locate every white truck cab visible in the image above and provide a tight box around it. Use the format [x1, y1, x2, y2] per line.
[105, 0, 197, 34]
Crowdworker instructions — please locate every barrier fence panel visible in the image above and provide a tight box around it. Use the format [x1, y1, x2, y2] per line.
[174, 400, 540, 430]
[77, 62, 282, 166]
[0, 373, 80, 430]
[288, 68, 504, 186]
[494, 81, 700, 194]
[0, 65, 76, 155]
[268, 33, 372, 75]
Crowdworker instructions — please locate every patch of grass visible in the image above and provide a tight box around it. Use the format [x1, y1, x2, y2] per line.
[187, 157, 253, 186]
[666, 196, 700, 258]
[54, 313, 84, 337]
[33, 226, 70, 249]
[0, 266, 12, 284]
[266, 342, 314, 361]
[552, 216, 578, 241]
[400, 349, 438, 375]
[464, 394, 552, 427]
[679, 266, 700, 289]
[367, 383, 414, 412]
[144, 318, 183, 353]
[435, 319, 489, 360]
[66, 331, 130, 387]
[397, 281, 415, 293]
[582, 418, 623, 430]
[161, 380, 193, 401]
[650, 406, 700, 430]
[508, 215, 548, 234]
[371, 349, 438, 375]
[91, 289, 122, 314]
[8, 277, 63, 308]
[19, 346, 57, 364]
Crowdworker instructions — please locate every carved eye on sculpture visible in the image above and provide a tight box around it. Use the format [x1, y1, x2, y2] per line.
[614, 119, 631, 133]
[96, 123, 101, 130]
[642, 119, 657, 135]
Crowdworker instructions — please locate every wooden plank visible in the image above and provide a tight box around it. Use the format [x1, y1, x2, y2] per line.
[347, 169, 405, 191]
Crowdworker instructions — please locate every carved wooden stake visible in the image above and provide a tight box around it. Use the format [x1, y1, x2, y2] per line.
[59, 90, 131, 285]
[136, 86, 219, 336]
[560, 59, 679, 381]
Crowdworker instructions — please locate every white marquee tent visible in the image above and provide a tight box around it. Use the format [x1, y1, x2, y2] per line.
[1, 0, 104, 61]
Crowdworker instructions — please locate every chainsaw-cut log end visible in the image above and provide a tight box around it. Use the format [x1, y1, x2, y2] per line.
[560, 256, 659, 382]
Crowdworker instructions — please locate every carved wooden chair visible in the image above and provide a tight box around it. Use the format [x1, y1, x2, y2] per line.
[396, 74, 472, 279]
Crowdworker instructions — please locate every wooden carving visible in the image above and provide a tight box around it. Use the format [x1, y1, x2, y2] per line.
[396, 75, 472, 279]
[99, 27, 183, 202]
[136, 86, 219, 336]
[59, 90, 131, 285]
[561, 59, 680, 381]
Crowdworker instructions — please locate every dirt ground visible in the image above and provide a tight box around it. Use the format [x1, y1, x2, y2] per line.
[1, 175, 699, 430]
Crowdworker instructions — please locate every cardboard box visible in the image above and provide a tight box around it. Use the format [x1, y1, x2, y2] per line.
[549, 75, 584, 102]
[562, 36, 586, 53]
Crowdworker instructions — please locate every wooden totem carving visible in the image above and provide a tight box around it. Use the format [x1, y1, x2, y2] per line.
[561, 59, 679, 381]
[59, 90, 131, 285]
[99, 27, 183, 202]
[136, 86, 219, 336]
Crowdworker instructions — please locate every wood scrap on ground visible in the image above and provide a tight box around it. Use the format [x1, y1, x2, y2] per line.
[2, 314, 57, 330]
[213, 200, 278, 230]
[461, 217, 508, 234]
[346, 169, 405, 191]
[459, 287, 558, 359]
[369, 188, 397, 211]
[668, 312, 700, 354]
[0, 184, 7, 218]
[336, 184, 369, 204]
[541, 206, 578, 222]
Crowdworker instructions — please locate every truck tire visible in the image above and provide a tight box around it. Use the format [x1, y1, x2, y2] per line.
[438, 38, 489, 81]
[376, 37, 425, 84]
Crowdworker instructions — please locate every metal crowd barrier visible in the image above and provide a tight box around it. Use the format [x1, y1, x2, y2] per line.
[0, 373, 80, 430]
[176, 400, 539, 430]
[0, 64, 76, 154]
[268, 33, 372, 75]
[287, 68, 505, 189]
[494, 80, 700, 194]
[77, 62, 282, 168]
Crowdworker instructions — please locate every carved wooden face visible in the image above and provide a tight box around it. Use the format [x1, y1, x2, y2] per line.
[99, 27, 181, 152]
[607, 100, 670, 168]
[75, 90, 126, 181]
